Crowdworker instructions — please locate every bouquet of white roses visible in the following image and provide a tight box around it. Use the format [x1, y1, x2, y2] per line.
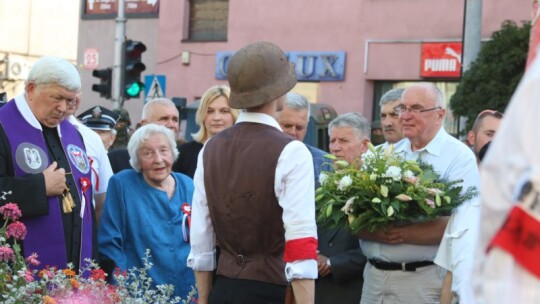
[315, 143, 478, 233]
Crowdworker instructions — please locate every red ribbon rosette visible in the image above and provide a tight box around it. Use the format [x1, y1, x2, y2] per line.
[181, 203, 191, 242]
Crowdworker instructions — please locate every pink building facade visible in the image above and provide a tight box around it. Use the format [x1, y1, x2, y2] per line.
[78, 0, 530, 133]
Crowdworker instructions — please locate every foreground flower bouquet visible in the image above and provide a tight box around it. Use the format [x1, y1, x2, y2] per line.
[0, 202, 196, 304]
[316, 144, 478, 233]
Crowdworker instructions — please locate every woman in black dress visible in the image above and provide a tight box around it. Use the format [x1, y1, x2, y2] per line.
[174, 85, 240, 177]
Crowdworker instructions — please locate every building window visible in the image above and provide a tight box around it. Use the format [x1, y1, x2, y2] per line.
[188, 0, 229, 41]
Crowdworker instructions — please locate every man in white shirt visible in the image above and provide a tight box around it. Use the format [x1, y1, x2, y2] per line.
[188, 41, 318, 304]
[66, 96, 114, 225]
[359, 83, 480, 304]
[378, 88, 405, 147]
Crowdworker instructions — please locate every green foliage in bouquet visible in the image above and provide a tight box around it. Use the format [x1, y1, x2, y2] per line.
[315, 143, 478, 233]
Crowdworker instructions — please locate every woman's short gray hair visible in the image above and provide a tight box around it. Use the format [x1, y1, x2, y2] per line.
[127, 124, 179, 172]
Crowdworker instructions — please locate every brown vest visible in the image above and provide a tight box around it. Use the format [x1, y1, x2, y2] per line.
[203, 122, 293, 285]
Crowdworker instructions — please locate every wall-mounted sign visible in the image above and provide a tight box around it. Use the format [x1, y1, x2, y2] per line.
[420, 42, 462, 78]
[215, 51, 346, 81]
[82, 0, 159, 19]
[83, 48, 99, 70]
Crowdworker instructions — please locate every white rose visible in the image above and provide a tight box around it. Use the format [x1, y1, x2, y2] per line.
[319, 172, 329, 185]
[337, 175, 353, 191]
[403, 170, 414, 179]
[385, 166, 402, 181]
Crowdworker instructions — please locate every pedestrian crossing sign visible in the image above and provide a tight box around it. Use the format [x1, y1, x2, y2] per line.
[144, 75, 166, 101]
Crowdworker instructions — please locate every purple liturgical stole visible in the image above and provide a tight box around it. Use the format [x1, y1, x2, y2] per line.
[0, 100, 93, 270]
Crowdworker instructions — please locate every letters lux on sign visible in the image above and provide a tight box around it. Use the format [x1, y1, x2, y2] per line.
[215, 51, 346, 81]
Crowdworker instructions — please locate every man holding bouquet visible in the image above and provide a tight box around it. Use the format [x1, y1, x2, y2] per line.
[359, 83, 480, 304]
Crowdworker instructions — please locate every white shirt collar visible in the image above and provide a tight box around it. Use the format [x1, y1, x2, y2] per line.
[68, 115, 84, 129]
[399, 127, 446, 157]
[235, 112, 283, 131]
[14, 93, 42, 130]
[14, 92, 63, 137]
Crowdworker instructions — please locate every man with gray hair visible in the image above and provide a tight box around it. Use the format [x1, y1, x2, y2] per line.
[359, 83, 479, 304]
[66, 97, 116, 226]
[311, 111, 369, 303]
[379, 88, 405, 146]
[0, 56, 96, 271]
[328, 112, 371, 167]
[276, 92, 326, 182]
[108, 98, 181, 173]
[140, 98, 181, 139]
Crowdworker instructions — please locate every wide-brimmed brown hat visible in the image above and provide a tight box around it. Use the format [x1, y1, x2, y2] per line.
[227, 41, 297, 109]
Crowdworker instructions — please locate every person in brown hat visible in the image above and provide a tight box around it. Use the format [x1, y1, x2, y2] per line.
[109, 107, 132, 151]
[188, 41, 318, 303]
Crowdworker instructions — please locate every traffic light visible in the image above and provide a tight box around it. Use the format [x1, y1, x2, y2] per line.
[122, 40, 146, 99]
[91, 68, 112, 99]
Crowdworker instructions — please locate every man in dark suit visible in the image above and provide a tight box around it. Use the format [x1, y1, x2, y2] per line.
[316, 226, 366, 304]
[313, 112, 372, 304]
[277, 97, 366, 304]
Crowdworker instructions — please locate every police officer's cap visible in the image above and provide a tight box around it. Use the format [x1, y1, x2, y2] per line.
[77, 106, 120, 131]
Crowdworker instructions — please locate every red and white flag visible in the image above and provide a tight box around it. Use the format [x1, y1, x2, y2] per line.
[475, 3, 540, 300]
[526, 0, 540, 68]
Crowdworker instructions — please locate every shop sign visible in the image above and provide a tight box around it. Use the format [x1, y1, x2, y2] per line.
[215, 51, 346, 81]
[420, 42, 462, 78]
[82, 0, 159, 19]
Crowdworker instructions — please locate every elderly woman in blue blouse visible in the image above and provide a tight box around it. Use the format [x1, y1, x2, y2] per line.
[98, 123, 195, 299]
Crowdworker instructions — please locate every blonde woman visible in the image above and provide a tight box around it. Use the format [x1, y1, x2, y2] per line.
[174, 85, 240, 177]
